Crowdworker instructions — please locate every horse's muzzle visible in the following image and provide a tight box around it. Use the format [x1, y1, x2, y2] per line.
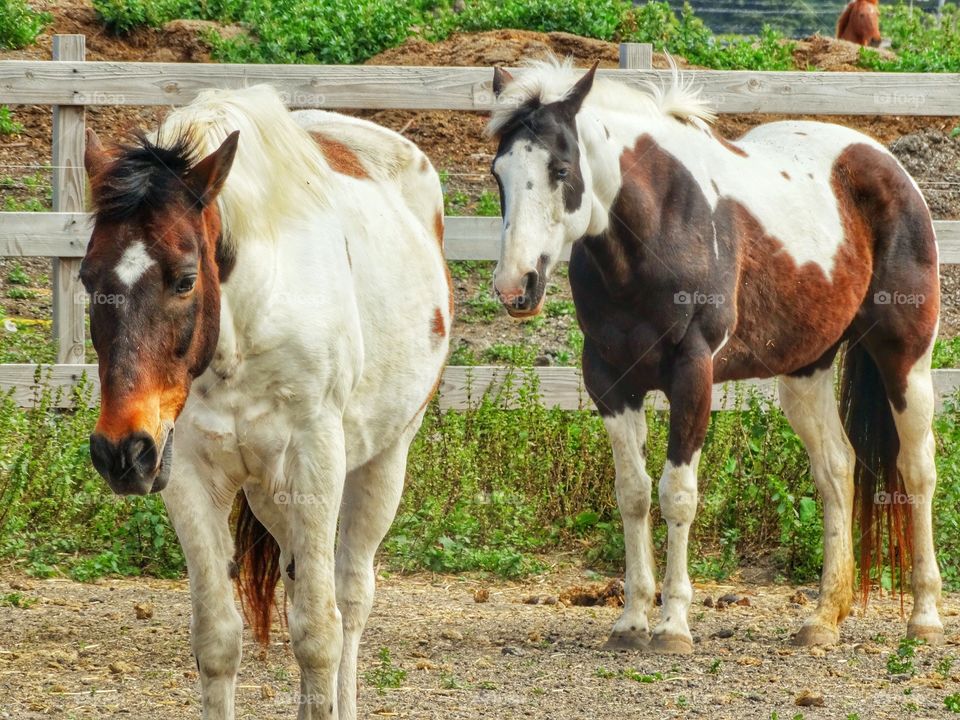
[499, 263, 548, 318]
[90, 425, 174, 495]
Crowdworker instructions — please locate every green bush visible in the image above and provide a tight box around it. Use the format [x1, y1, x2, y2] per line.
[0, 0, 50, 49]
[860, 2, 960, 72]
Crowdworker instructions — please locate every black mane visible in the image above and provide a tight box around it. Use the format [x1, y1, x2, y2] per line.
[91, 132, 201, 224]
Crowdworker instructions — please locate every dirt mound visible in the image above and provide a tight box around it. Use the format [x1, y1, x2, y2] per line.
[558, 578, 624, 607]
[791, 34, 896, 72]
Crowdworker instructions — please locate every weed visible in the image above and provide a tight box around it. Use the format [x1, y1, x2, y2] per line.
[363, 647, 406, 692]
[474, 191, 500, 217]
[0, 106, 23, 135]
[886, 637, 924, 675]
[7, 288, 37, 300]
[936, 655, 955, 679]
[594, 666, 617, 679]
[0, 591, 36, 608]
[946, 693, 960, 713]
[7, 264, 30, 286]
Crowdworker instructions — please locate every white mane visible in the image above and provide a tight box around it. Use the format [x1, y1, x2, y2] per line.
[157, 84, 335, 248]
[486, 55, 716, 137]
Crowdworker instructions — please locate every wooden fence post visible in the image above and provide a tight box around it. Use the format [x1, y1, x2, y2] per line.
[619, 42, 653, 70]
[51, 34, 86, 364]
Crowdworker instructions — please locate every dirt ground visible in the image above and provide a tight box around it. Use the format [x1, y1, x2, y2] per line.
[1, 566, 958, 719]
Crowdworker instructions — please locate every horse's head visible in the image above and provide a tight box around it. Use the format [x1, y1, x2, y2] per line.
[81, 128, 238, 495]
[488, 62, 599, 317]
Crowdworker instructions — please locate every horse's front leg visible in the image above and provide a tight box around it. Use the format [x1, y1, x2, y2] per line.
[286, 418, 347, 720]
[162, 460, 243, 719]
[650, 338, 713, 655]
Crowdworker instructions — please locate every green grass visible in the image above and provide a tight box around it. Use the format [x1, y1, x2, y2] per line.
[363, 647, 407, 692]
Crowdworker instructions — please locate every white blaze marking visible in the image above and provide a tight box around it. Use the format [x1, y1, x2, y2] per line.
[114, 241, 156, 287]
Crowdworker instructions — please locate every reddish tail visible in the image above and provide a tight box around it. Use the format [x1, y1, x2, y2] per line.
[840, 342, 912, 603]
[233, 492, 281, 646]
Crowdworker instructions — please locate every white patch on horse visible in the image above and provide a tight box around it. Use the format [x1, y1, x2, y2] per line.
[114, 240, 156, 287]
[711, 220, 719, 259]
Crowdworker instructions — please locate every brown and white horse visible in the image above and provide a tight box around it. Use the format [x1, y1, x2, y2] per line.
[837, 0, 882, 47]
[82, 85, 451, 718]
[487, 59, 943, 653]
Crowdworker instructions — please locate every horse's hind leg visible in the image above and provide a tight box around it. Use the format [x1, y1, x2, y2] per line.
[335, 428, 414, 720]
[882, 339, 945, 644]
[779, 365, 855, 646]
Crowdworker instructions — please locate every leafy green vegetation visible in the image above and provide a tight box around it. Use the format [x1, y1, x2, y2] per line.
[90, 0, 798, 70]
[886, 636, 924, 675]
[860, 3, 960, 72]
[2, 367, 960, 586]
[0, 106, 23, 136]
[363, 647, 407, 692]
[0, 0, 50, 49]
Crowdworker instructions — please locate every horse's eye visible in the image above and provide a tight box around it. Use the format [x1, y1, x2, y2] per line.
[555, 167, 569, 180]
[175, 275, 197, 295]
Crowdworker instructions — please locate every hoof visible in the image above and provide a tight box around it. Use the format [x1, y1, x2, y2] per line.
[792, 623, 839, 647]
[648, 632, 694, 655]
[603, 630, 649, 651]
[907, 624, 946, 646]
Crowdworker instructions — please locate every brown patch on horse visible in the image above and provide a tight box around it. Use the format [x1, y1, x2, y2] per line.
[781, 171, 791, 181]
[837, 0, 881, 47]
[433, 210, 444, 248]
[712, 199, 871, 381]
[310, 132, 367, 178]
[432, 307, 446, 338]
[831, 142, 939, 602]
[712, 130, 749, 158]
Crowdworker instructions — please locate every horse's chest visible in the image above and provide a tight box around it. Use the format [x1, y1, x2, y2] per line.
[182, 368, 300, 483]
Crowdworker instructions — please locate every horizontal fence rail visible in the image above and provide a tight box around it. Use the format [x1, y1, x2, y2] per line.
[3, 212, 960, 263]
[3, 62, 960, 115]
[5, 364, 960, 412]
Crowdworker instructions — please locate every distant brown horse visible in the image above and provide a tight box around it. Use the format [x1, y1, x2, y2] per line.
[837, 0, 882, 47]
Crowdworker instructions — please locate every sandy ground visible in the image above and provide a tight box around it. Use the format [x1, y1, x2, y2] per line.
[1, 566, 958, 719]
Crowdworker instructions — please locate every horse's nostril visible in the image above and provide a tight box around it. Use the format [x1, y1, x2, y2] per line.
[90, 433, 116, 481]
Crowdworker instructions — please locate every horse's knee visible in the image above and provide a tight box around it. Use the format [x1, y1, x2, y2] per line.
[659, 461, 697, 524]
[192, 609, 243, 678]
[289, 603, 343, 671]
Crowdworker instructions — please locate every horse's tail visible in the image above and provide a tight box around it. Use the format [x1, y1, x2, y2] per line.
[839, 341, 910, 602]
[233, 492, 281, 646]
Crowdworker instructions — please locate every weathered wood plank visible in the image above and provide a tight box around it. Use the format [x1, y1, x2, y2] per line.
[3, 364, 958, 412]
[51, 36, 87, 365]
[2, 61, 960, 115]
[4, 213, 959, 264]
[619, 43, 653, 71]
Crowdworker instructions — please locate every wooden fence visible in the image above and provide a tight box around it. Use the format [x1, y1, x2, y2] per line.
[2, 37, 960, 410]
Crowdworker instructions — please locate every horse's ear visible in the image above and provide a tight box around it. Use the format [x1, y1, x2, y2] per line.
[557, 61, 599, 120]
[84, 129, 110, 179]
[493, 67, 514, 98]
[186, 130, 239, 208]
